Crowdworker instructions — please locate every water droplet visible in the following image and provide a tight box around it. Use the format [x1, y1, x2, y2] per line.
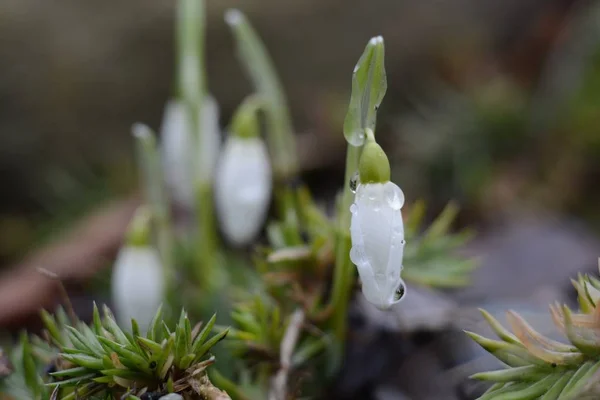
[349, 246, 359, 265]
[400, 239, 406, 245]
[384, 182, 405, 210]
[349, 171, 359, 193]
[394, 282, 406, 301]
[349, 204, 357, 214]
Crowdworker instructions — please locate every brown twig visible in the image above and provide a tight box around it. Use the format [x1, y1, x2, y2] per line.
[269, 308, 305, 400]
[35, 267, 78, 324]
[189, 372, 232, 400]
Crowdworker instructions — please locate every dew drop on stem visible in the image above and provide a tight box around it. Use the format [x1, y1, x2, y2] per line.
[349, 171, 359, 193]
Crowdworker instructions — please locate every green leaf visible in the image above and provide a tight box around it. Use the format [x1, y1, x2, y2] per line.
[102, 305, 130, 346]
[49, 366, 90, 378]
[192, 314, 217, 352]
[60, 353, 104, 370]
[343, 36, 387, 146]
[137, 337, 163, 354]
[46, 373, 98, 387]
[291, 335, 331, 367]
[65, 326, 98, 356]
[225, 8, 298, 179]
[193, 329, 229, 363]
[157, 336, 175, 380]
[100, 368, 148, 380]
[147, 304, 164, 342]
[92, 302, 103, 335]
[40, 310, 63, 346]
[96, 337, 152, 375]
[470, 365, 547, 382]
[21, 333, 41, 398]
[560, 361, 600, 398]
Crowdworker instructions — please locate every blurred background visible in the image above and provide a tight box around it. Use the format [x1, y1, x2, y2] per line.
[0, 0, 599, 397]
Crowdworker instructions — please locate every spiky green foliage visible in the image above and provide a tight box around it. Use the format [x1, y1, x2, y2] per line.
[0, 304, 229, 400]
[468, 263, 600, 399]
[403, 200, 478, 287]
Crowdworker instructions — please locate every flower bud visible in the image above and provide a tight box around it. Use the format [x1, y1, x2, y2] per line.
[160, 96, 221, 208]
[111, 246, 165, 333]
[350, 132, 406, 310]
[159, 394, 183, 400]
[111, 208, 164, 332]
[214, 135, 272, 246]
[214, 96, 272, 246]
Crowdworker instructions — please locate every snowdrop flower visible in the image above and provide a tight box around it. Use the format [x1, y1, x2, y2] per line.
[160, 96, 221, 208]
[349, 130, 406, 310]
[111, 208, 165, 332]
[159, 394, 183, 400]
[215, 96, 272, 246]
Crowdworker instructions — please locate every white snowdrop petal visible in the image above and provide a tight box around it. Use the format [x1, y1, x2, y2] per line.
[111, 246, 165, 333]
[198, 95, 221, 183]
[161, 100, 194, 208]
[215, 136, 272, 246]
[350, 182, 405, 310]
[160, 97, 222, 208]
[159, 394, 183, 400]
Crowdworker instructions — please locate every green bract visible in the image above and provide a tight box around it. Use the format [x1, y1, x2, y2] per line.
[358, 130, 391, 184]
[125, 206, 153, 248]
[231, 95, 265, 139]
[343, 36, 387, 147]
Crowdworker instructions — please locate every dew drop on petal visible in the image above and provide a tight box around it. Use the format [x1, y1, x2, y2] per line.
[394, 282, 406, 301]
[349, 171, 359, 193]
[349, 245, 367, 267]
[349, 246, 359, 265]
[384, 182, 405, 210]
[350, 203, 358, 214]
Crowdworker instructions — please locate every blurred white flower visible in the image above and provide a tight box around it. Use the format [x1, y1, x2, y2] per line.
[160, 96, 221, 208]
[159, 394, 183, 400]
[215, 135, 272, 246]
[349, 130, 406, 310]
[111, 245, 164, 332]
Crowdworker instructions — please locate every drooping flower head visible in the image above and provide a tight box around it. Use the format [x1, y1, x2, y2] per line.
[350, 130, 406, 310]
[111, 207, 165, 332]
[160, 96, 221, 209]
[214, 95, 272, 246]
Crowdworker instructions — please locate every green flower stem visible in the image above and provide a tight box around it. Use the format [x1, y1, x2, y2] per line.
[131, 124, 175, 288]
[329, 143, 361, 342]
[176, 0, 220, 284]
[176, 0, 205, 106]
[195, 183, 219, 290]
[274, 186, 303, 246]
[225, 9, 299, 182]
